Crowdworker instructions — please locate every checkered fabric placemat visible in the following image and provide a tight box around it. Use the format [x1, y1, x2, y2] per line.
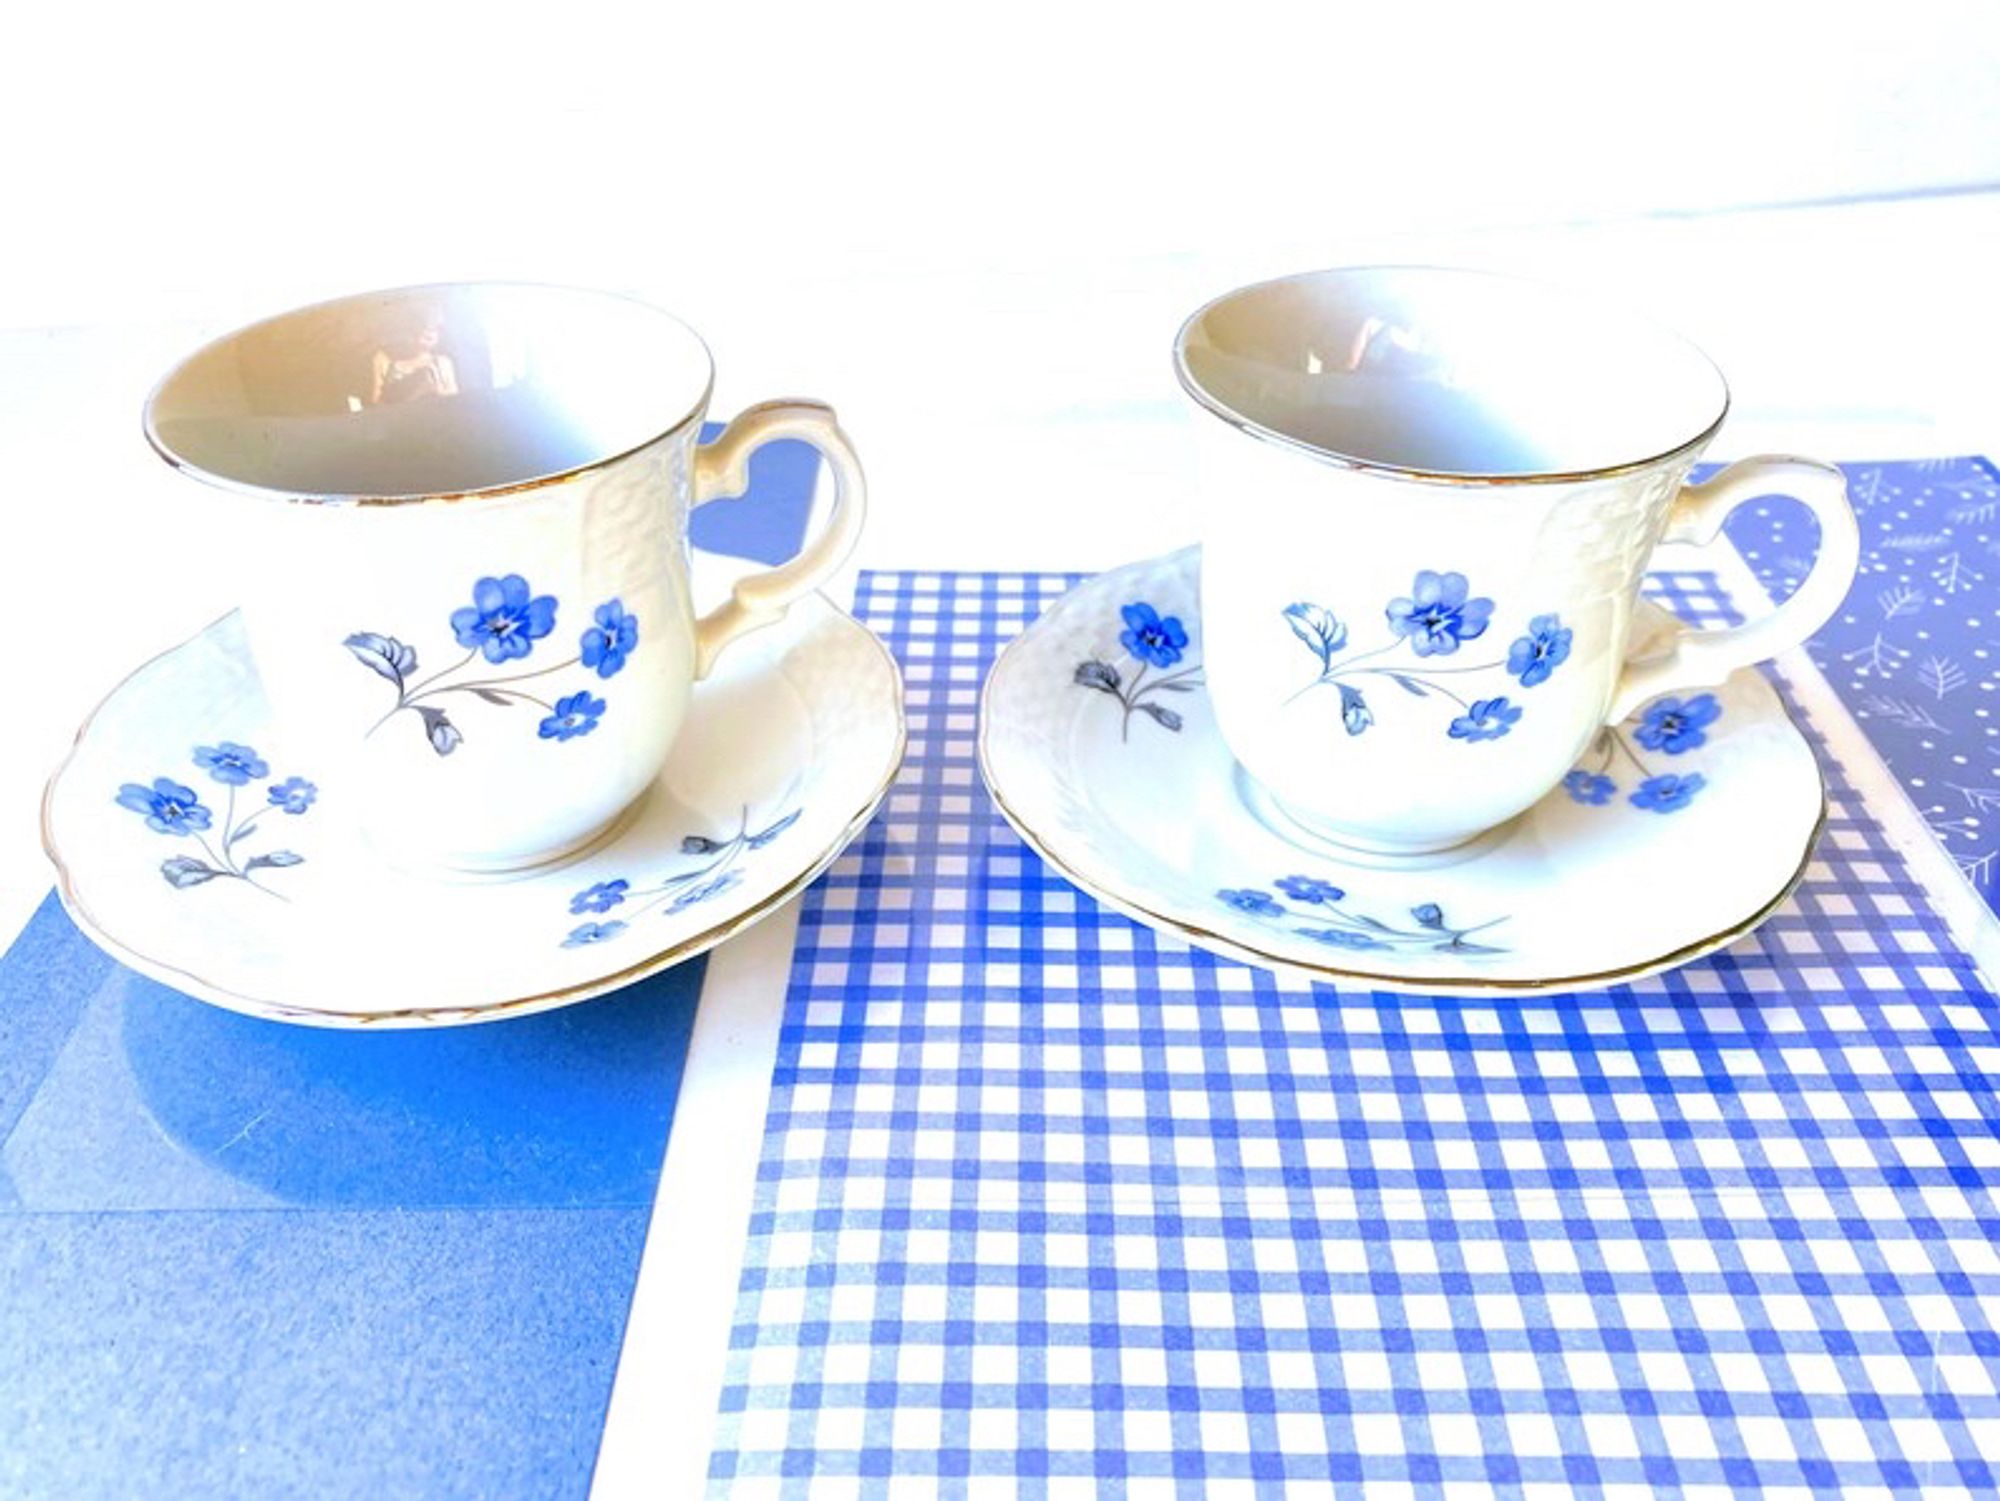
[707, 568, 2000, 1497]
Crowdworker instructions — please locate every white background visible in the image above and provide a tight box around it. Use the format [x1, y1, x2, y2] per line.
[4, 0, 2000, 928]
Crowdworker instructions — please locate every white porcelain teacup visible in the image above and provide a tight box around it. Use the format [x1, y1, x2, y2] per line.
[1176, 266, 1858, 856]
[145, 282, 864, 872]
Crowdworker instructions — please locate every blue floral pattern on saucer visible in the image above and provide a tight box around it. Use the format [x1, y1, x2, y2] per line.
[1283, 570, 1567, 744]
[116, 741, 316, 896]
[346, 573, 639, 757]
[1217, 879, 1508, 955]
[1564, 692, 1721, 816]
[560, 803, 802, 948]
[1074, 601, 1204, 738]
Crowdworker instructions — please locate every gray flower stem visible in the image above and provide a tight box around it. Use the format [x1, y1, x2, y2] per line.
[398, 648, 479, 704]
[1251, 893, 1506, 949]
[367, 650, 579, 736]
[193, 812, 282, 900]
[1602, 728, 1651, 776]
[1113, 663, 1203, 741]
[407, 654, 580, 705]
[226, 806, 269, 846]
[625, 809, 752, 920]
[1287, 644, 1503, 709]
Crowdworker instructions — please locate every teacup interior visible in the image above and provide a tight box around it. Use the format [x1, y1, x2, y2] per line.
[1176, 267, 1729, 480]
[145, 283, 713, 500]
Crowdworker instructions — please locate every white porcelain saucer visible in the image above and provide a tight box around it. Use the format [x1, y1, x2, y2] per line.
[43, 591, 904, 1027]
[980, 547, 1826, 995]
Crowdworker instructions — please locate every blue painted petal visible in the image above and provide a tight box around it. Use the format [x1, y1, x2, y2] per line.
[498, 574, 531, 610]
[523, 595, 558, 639]
[115, 783, 158, 814]
[472, 576, 508, 614]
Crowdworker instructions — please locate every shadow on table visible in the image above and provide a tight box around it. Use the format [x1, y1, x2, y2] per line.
[110, 959, 704, 1208]
[0, 891, 704, 1213]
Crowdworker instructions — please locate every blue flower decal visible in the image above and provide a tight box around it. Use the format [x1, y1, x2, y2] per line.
[1447, 697, 1521, 742]
[451, 574, 558, 664]
[116, 778, 212, 836]
[124, 747, 314, 892]
[1563, 770, 1616, 805]
[1295, 926, 1390, 951]
[558, 801, 800, 946]
[354, 574, 637, 757]
[581, 599, 639, 680]
[267, 776, 317, 814]
[1506, 614, 1572, 687]
[1119, 602, 1189, 668]
[1631, 772, 1706, 813]
[1276, 875, 1345, 904]
[1385, 571, 1494, 657]
[539, 691, 607, 741]
[1634, 694, 1722, 754]
[571, 878, 631, 915]
[193, 742, 268, 785]
[1216, 888, 1285, 917]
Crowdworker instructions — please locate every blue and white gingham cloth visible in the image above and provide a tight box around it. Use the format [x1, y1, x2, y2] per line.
[708, 568, 2000, 1497]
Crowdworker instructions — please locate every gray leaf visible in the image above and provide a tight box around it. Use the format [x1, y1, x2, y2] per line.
[681, 834, 723, 855]
[471, 688, 516, 706]
[1282, 602, 1347, 669]
[161, 855, 219, 888]
[1135, 701, 1183, 732]
[1074, 660, 1122, 694]
[747, 809, 802, 848]
[1388, 674, 1429, 697]
[414, 705, 462, 756]
[245, 851, 304, 870]
[343, 632, 418, 689]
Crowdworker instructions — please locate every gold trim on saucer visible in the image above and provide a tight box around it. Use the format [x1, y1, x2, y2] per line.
[41, 603, 907, 1028]
[976, 617, 1828, 998]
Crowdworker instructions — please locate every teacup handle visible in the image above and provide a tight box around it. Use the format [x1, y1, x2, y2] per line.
[1605, 455, 1859, 722]
[689, 398, 867, 678]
